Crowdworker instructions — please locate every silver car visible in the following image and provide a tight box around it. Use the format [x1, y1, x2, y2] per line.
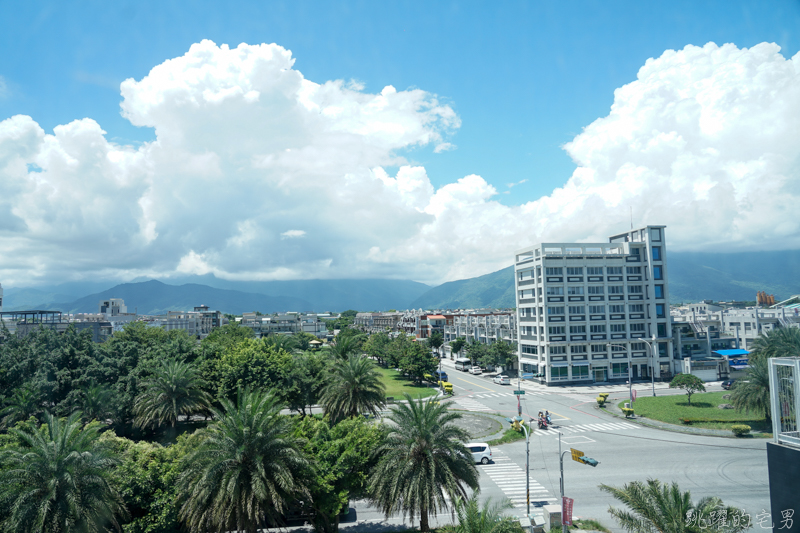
[469, 366, 483, 375]
[493, 375, 511, 385]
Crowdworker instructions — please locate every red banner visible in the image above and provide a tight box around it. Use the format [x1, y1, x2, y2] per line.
[632, 389, 637, 402]
[562, 497, 574, 526]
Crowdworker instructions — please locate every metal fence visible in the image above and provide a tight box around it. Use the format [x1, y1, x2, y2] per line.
[769, 357, 800, 447]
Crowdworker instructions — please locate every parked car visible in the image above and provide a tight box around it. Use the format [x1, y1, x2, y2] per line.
[469, 366, 483, 375]
[466, 442, 492, 464]
[721, 379, 736, 390]
[434, 370, 448, 382]
[493, 375, 511, 385]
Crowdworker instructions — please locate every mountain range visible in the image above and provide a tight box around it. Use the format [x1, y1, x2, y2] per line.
[3, 250, 798, 314]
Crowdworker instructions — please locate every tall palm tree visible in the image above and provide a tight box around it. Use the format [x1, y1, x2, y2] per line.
[133, 358, 212, 429]
[0, 412, 127, 532]
[730, 355, 772, 422]
[599, 479, 749, 533]
[0, 383, 41, 429]
[176, 390, 308, 533]
[330, 334, 360, 360]
[369, 394, 479, 532]
[81, 381, 113, 423]
[320, 354, 386, 422]
[450, 492, 515, 533]
[749, 327, 800, 359]
[263, 334, 300, 354]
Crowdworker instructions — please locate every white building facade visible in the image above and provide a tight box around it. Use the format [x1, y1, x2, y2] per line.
[514, 225, 674, 385]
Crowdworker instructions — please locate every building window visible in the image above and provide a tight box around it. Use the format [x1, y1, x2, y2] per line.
[653, 266, 663, 280]
[609, 286, 624, 294]
[631, 342, 646, 351]
[611, 345, 626, 353]
[652, 246, 662, 261]
[588, 286, 604, 294]
[610, 324, 626, 332]
[591, 344, 607, 352]
[573, 365, 590, 379]
[550, 345, 566, 354]
[587, 267, 603, 275]
[570, 345, 587, 354]
[522, 345, 538, 354]
[589, 305, 605, 314]
[626, 267, 641, 274]
[656, 304, 665, 318]
[629, 304, 644, 313]
[628, 285, 643, 294]
[546, 267, 563, 276]
[551, 366, 569, 381]
[568, 306, 585, 315]
[549, 326, 566, 335]
[630, 323, 645, 332]
[548, 306, 565, 315]
[611, 362, 629, 378]
[658, 342, 668, 357]
[610, 305, 625, 313]
[607, 267, 623, 275]
[547, 287, 564, 295]
[567, 286, 584, 295]
[570, 325, 586, 334]
[567, 267, 583, 275]
[655, 285, 664, 298]
[657, 323, 667, 337]
[590, 324, 606, 333]
[650, 228, 662, 241]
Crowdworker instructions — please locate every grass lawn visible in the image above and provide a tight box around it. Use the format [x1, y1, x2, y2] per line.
[620, 391, 771, 433]
[375, 366, 437, 400]
[488, 428, 527, 446]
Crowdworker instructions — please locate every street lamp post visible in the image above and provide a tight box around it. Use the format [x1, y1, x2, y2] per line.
[507, 417, 531, 518]
[640, 335, 657, 397]
[607, 342, 632, 405]
[558, 432, 599, 533]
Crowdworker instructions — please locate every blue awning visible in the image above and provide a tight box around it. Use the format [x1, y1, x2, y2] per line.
[713, 349, 750, 357]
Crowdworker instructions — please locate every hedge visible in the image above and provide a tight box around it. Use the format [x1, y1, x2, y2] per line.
[731, 424, 751, 437]
[680, 417, 750, 425]
[596, 397, 606, 407]
[621, 407, 634, 418]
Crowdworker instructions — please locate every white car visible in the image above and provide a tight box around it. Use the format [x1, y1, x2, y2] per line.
[466, 442, 492, 464]
[469, 366, 483, 375]
[493, 375, 511, 385]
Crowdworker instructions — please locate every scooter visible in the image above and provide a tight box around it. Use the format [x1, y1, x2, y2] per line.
[545, 411, 552, 425]
[537, 411, 549, 429]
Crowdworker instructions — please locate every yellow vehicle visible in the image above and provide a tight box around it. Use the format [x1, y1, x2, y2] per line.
[424, 373, 435, 382]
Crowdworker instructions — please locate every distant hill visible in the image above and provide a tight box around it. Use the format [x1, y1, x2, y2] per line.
[409, 250, 800, 309]
[42, 281, 313, 315]
[5, 277, 431, 314]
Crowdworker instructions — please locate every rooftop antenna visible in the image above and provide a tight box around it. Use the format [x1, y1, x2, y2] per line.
[630, 206, 633, 230]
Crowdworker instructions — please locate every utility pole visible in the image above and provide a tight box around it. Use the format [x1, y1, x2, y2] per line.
[641, 335, 657, 396]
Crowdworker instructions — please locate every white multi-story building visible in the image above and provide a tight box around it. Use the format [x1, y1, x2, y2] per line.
[444, 312, 517, 347]
[514, 225, 673, 385]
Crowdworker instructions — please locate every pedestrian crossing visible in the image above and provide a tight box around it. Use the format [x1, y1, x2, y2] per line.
[471, 391, 549, 399]
[450, 397, 493, 412]
[478, 450, 557, 513]
[531, 421, 640, 437]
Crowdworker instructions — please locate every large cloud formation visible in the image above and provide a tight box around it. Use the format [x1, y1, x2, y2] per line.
[0, 40, 798, 286]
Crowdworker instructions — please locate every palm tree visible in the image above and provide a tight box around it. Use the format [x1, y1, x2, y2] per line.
[320, 354, 386, 422]
[730, 355, 772, 422]
[133, 358, 212, 429]
[81, 381, 113, 423]
[0, 412, 127, 532]
[176, 390, 308, 533]
[0, 383, 41, 428]
[450, 492, 515, 533]
[369, 394, 479, 532]
[599, 479, 749, 533]
[749, 327, 800, 359]
[263, 334, 300, 353]
[331, 335, 359, 360]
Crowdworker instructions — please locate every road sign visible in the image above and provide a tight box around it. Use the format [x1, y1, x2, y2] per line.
[570, 448, 584, 463]
[513, 390, 525, 395]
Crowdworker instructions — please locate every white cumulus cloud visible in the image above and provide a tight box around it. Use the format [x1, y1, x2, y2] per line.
[0, 40, 798, 288]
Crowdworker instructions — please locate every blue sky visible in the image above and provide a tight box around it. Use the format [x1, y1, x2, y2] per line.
[1, 2, 799, 286]
[3, 1, 797, 201]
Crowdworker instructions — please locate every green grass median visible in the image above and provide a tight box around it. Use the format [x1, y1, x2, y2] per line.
[376, 366, 437, 400]
[620, 391, 770, 432]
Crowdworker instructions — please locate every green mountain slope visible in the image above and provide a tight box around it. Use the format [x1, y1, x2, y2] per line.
[410, 250, 800, 309]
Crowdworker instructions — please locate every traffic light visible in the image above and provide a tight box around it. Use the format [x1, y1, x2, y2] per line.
[579, 456, 599, 467]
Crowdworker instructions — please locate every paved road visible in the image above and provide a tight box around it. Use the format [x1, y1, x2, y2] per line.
[344, 359, 769, 532]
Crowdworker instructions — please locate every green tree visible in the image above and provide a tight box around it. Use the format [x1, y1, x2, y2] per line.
[213, 338, 294, 403]
[400, 341, 437, 383]
[321, 355, 386, 422]
[286, 351, 328, 417]
[0, 383, 42, 428]
[293, 416, 385, 533]
[294, 331, 319, 352]
[730, 355, 772, 422]
[669, 373, 706, 405]
[369, 394, 479, 532]
[427, 331, 444, 357]
[749, 327, 800, 359]
[364, 332, 392, 366]
[177, 390, 308, 533]
[465, 340, 487, 365]
[449, 492, 520, 533]
[0, 412, 128, 532]
[263, 334, 300, 354]
[488, 341, 515, 369]
[599, 479, 749, 533]
[81, 381, 113, 423]
[450, 337, 467, 358]
[330, 335, 360, 360]
[133, 358, 212, 429]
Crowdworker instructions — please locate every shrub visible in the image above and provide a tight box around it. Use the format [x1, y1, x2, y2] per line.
[599, 393, 610, 399]
[621, 407, 634, 418]
[596, 397, 606, 407]
[731, 424, 751, 437]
